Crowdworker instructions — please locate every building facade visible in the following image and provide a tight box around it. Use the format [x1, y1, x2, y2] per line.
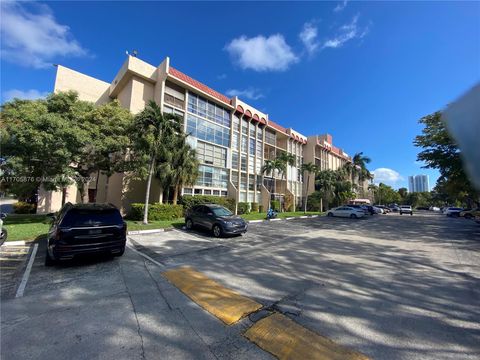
[408, 175, 430, 193]
[37, 55, 358, 213]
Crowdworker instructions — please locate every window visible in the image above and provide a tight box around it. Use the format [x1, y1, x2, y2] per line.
[256, 141, 262, 157]
[232, 114, 240, 132]
[187, 114, 230, 147]
[241, 136, 247, 153]
[204, 189, 212, 195]
[164, 93, 184, 109]
[232, 132, 239, 150]
[163, 105, 185, 118]
[188, 92, 230, 127]
[256, 175, 262, 191]
[164, 81, 185, 109]
[183, 188, 193, 195]
[257, 126, 263, 139]
[249, 174, 255, 191]
[231, 170, 239, 185]
[240, 173, 247, 190]
[265, 130, 276, 145]
[249, 126, 256, 139]
[196, 141, 227, 167]
[242, 119, 248, 135]
[248, 155, 254, 173]
[196, 165, 228, 188]
[213, 190, 220, 196]
[249, 138, 255, 154]
[241, 154, 247, 172]
[194, 189, 202, 195]
[221, 191, 228, 197]
[232, 151, 239, 169]
[256, 158, 262, 174]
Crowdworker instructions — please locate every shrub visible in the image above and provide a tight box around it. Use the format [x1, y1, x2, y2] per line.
[237, 202, 250, 215]
[179, 195, 236, 213]
[13, 201, 35, 214]
[271, 200, 280, 211]
[251, 202, 259, 212]
[128, 203, 184, 221]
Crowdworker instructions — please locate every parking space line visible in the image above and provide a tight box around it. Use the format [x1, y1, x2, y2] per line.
[163, 266, 262, 325]
[126, 240, 165, 268]
[15, 244, 38, 298]
[245, 312, 370, 360]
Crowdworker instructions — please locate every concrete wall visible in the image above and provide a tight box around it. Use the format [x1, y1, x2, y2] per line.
[54, 66, 111, 105]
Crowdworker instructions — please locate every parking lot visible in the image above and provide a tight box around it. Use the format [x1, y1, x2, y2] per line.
[1, 213, 479, 360]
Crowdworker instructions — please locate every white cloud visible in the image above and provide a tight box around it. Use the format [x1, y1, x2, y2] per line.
[3, 89, 48, 102]
[333, 0, 348, 12]
[372, 168, 404, 186]
[225, 88, 264, 101]
[225, 34, 299, 72]
[299, 22, 319, 55]
[323, 15, 370, 49]
[0, 1, 88, 69]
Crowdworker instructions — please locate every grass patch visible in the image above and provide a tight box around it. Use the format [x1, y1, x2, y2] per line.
[3, 214, 51, 242]
[126, 218, 185, 231]
[240, 211, 321, 221]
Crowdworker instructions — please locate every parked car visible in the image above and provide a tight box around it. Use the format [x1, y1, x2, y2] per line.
[399, 205, 413, 215]
[459, 208, 479, 219]
[327, 206, 366, 219]
[0, 213, 7, 243]
[375, 205, 390, 213]
[362, 205, 376, 215]
[389, 205, 400, 212]
[416, 206, 430, 211]
[45, 203, 126, 265]
[372, 206, 384, 214]
[185, 204, 248, 237]
[443, 207, 463, 217]
[348, 204, 369, 215]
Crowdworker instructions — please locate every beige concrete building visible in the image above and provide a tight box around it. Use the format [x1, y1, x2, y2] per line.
[38, 55, 363, 214]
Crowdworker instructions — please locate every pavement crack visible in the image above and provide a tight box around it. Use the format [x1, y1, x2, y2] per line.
[142, 259, 173, 311]
[119, 262, 146, 360]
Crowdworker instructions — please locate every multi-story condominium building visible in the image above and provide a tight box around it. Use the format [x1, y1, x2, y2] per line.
[37, 55, 357, 213]
[408, 175, 430, 193]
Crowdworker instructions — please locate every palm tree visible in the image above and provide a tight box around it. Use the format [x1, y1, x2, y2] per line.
[300, 162, 318, 213]
[315, 169, 337, 211]
[171, 136, 199, 205]
[262, 158, 284, 208]
[133, 101, 182, 224]
[277, 152, 296, 210]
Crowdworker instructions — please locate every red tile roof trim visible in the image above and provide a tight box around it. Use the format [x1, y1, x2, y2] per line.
[245, 109, 252, 117]
[268, 120, 288, 134]
[169, 67, 232, 105]
[236, 105, 244, 113]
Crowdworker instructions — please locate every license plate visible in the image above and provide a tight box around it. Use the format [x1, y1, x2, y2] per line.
[88, 229, 102, 235]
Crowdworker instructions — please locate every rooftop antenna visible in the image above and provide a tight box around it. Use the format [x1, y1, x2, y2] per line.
[126, 50, 138, 57]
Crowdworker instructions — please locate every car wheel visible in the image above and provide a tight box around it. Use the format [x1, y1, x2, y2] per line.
[113, 247, 125, 257]
[212, 224, 223, 238]
[350, 214, 357, 219]
[400, 212, 403, 215]
[410, 212, 413, 216]
[327, 212, 333, 217]
[44, 248, 56, 267]
[185, 218, 193, 230]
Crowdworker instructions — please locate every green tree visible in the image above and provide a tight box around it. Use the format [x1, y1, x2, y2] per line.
[300, 162, 318, 213]
[414, 111, 478, 206]
[132, 101, 183, 224]
[262, 158, 285, 208]
[170, 136, 199, 205]
[376, 183, 401, 205]
[314, 169, 338, 210]
[398, 187, 408, 201]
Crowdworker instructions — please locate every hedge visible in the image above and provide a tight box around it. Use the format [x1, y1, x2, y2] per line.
[251, 202, 259, 212]
[128, 203, 184, 221]
[179, 195, 236, 213]
[237, 202, 250, 215]
[13, 201, 36, 214]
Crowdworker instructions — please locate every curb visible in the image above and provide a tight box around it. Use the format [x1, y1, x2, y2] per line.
[128, 228, 173, 235]
[1, 240, 26, 246]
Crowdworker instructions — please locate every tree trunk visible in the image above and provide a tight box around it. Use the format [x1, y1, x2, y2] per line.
[172, 185, 179, 205]
[320, 197, 323, 213]
[104, 176, 110, 203]
[158, 186, 164, 204]
[304, 174, 309, 214]
[143, 156, 155, 225]
[81, 182, 89, 203]
[61, 188, 67, 206]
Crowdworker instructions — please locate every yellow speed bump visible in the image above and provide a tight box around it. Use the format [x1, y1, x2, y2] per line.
[163, 266, 262, 325]
[245, 313, 370, 360]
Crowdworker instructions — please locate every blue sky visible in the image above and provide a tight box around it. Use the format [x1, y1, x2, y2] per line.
[2, 1, 479, 189]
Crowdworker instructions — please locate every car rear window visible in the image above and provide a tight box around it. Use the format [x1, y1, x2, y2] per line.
[61, 209, 123, 227]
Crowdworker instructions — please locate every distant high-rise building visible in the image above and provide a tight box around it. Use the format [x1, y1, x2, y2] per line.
[408, 175, 429, 193]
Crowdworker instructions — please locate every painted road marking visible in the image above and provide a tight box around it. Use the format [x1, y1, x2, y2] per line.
[15, 244, 38, 298]
[245, 313, 370, 360]
[163, 266, 262, 325]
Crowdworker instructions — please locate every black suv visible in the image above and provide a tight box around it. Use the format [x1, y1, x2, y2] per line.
[45, 203, 127, 265]
[185, 204, 248, 237]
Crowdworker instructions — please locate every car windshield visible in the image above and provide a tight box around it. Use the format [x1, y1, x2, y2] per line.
[211, 207, 233, 217]
[61, 209, 123, 227]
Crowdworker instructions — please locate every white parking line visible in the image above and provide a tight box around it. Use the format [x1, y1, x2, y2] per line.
[15, 244, 38, 298]
[126, 240, 164, 268]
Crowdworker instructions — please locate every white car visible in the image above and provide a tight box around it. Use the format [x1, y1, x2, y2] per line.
[327, 206, 365, 219]
[373, 206, 384, 214]
[399, 205, 413, 215]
